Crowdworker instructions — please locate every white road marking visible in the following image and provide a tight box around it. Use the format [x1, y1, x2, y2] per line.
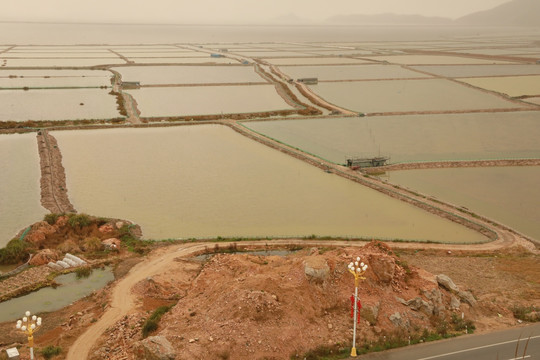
[506, 355, 531, 360]
[417, 335, 540, 360]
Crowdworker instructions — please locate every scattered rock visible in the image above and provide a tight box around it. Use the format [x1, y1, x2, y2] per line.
[436, 274, 459, 292]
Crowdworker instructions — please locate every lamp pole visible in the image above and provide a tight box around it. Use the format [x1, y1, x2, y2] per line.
[15, 310, 42, 360]
[348, 257, 368, 357]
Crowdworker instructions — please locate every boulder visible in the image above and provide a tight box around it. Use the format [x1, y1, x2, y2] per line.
[369, 256, 395, 283]
[102, 238, 121, 249]
[360, 302, 380, 325]
[304, 256, 330, 282]
[457, 290, 476, 306]
[29, 249, 61, 266]
[436, 274, 459, 292]
[389, 312, 407, 327]
[450, 295, 461, 310]
[99, 223, 115, 234]
[134, 336, 176, 360]
[400, 296, 434, 315]
[424, 288, 445, 316]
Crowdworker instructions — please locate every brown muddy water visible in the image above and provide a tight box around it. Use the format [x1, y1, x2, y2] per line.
[0, 134, 46, 248]
[53, 125, 486, 243]
[125, 85, 293, 117]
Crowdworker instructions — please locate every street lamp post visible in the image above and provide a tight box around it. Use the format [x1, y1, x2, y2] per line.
[348, 257, 368, 357]
[15, 310, 42, 360]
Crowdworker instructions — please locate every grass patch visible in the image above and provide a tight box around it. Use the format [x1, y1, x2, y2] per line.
[142, 304, 175, 338]
[0, 238, 31, 265]
[75, 267, 93, 279]
[44, 213, 63, 225]
[512, 305, 540, 322]
[41, 345, 62, 359]
[293, 344, 349, 360]
[67, 213, 92, 228]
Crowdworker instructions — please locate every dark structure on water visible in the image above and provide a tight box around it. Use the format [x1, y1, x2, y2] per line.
[346, 156, 389, 169]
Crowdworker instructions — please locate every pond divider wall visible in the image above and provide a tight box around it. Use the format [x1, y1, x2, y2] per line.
[36, 130, 76, 214]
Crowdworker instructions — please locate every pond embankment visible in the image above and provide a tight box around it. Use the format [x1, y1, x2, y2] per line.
[365, 158, 540, 173]
[37, 130, 76, 214]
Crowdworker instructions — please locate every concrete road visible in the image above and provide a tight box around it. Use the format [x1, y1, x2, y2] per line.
[356, 323, 540, 360]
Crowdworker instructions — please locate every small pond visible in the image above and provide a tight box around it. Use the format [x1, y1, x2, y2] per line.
[0, 267, 114, 323]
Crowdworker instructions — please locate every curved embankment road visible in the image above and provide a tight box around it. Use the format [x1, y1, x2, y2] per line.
[66, 236, 533, 360]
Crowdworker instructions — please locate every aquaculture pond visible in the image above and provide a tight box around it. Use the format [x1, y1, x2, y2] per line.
[0, 88, 122, 121]
[461, 75, 540, 97]
[364, 55, 517, 65]
[412, 64, 540, 78]
[308, 79, 522, 113]
[0, 267, 114, 322]
[278, 64, 429, 81]
[245, 112, 540, 164]
[54, 125, 486, 243]
[115, 65, 264, 85]
[386, 167, 540, 241]
[0, 133, 46, 248]
[266, 57, 372, 65]
[0, 69, 112, 88]
[125, 85, 293, 117]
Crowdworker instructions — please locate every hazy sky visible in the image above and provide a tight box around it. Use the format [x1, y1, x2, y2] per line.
[3, 0, 511, 24]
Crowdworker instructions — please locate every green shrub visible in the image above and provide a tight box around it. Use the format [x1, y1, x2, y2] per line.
[43, 213, 61, 225]
[142, 305, 174, 338]
[41, 345, 62, 359]
[75, 267, 93, 279]
[67, 213, 91, 228]
[0, 238, 31, 265]
[512, 305, 540, 322]
[451, 313, 476, 332]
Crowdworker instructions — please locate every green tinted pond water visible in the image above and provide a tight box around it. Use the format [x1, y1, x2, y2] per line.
[386, 167, 540, 241]
[54, 125, 486, 243]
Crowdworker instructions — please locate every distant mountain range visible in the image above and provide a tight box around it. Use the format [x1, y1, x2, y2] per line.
[457, 0, 540, 27]
[325, 0, 540, 27]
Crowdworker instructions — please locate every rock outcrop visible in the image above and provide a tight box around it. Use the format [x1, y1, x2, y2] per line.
[134, 336, 176, 360]
[304, 256, 330, 282]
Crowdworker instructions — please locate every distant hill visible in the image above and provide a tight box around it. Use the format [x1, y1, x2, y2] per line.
[457, 0, 540, 27]
[326, 13, 452, 25]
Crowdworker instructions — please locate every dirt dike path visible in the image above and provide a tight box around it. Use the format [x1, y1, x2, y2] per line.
[366, 158, 540, 172]
[66, 236, 535, 360]
[36, 130, 76, 214]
